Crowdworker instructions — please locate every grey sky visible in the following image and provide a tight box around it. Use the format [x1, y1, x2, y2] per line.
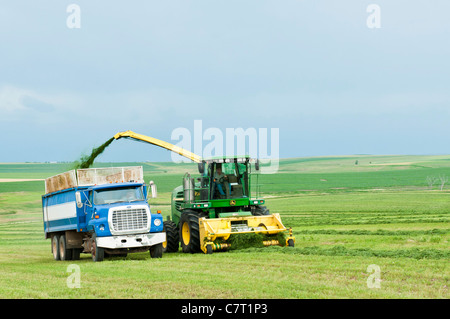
[1, 1, 449, 162]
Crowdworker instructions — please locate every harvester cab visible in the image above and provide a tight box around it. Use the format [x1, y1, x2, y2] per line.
[183, 157, 255, 212]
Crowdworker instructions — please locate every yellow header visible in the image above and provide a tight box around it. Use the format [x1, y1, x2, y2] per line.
[114, 130, 202, 163]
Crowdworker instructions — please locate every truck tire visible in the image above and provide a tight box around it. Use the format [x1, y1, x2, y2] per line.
[72, 248, 82, 260]
[162, 220, 179, 253]
[150, 243, 163, 258]
[91, 234, 104, 262]
[59, 234, 73, 261]
[52, 234, 60, 260]
[253, 205, 270, 216]
[180, 211, 201, 254]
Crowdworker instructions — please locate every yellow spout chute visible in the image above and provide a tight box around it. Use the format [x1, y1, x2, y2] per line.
[114, 130, 202, 163]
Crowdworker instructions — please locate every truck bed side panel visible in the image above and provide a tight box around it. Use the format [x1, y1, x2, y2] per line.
[43, 189, 78, 234]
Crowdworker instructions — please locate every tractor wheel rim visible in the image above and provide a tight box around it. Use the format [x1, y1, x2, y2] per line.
[182, 222, 190, 245]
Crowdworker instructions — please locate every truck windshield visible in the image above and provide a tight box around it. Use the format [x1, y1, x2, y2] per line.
[94, 187, 144, 205]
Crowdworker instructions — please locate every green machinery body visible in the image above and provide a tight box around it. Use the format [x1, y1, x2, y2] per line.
[167, 156, 294, 254]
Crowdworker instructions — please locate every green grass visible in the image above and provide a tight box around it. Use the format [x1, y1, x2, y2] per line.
[0, 155, 449, 298]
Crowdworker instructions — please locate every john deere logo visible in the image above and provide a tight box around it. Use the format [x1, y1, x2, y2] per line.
[230, 200, 236, 206]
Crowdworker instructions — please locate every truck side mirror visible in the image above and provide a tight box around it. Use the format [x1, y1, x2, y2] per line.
[149, 181, 157, 198]
[255, 159, 260, 171]
[198, 162, 205, 174]
[75, 191, 83, 208]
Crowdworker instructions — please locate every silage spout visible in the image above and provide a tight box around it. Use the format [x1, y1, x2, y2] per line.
[74, 137, 115, 169]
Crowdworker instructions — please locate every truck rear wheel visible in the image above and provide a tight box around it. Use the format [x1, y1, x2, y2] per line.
[163, 220, 179, 253]
[52, 235, 60, 260]
[180, 211, 201, 254]
[59, 234, 73, 261]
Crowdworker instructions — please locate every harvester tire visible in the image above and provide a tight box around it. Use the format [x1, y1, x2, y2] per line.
[150, 243, 163, 258]
[162, 220, 179, 253]
[180, 211, 201, 254]
[253, 205, 270, 216]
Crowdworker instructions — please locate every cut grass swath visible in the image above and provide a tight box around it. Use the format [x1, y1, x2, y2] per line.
[235, 245, 450, 260]
[226, 232, 287, 250]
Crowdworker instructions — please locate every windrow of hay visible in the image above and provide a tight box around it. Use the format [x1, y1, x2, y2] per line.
[226, 232, 287, 250]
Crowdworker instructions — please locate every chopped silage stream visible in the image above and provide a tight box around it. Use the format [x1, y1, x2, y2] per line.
[74, 137, 115, 169]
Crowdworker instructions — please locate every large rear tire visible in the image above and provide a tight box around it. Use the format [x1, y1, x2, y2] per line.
[162, 220, 179, 253]
[179, 211, 201, 254]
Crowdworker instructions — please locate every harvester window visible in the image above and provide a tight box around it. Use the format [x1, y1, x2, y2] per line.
[222, 163, 236, 175]
[209, 162, 249, 199]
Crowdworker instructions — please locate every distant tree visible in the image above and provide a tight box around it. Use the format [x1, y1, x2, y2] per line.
[439, 174, 448, 191]
[426, 176, 438, 189]
[355, 160, 359, 165]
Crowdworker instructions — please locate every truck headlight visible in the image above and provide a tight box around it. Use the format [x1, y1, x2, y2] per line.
[99, 224, 105, 231]
[153, 219, 161, 227]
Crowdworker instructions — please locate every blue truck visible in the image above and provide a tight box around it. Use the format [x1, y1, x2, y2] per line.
[42, 166, 165, 262]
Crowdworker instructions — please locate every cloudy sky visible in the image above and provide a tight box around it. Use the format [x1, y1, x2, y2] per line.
[1, 1, 449, 162]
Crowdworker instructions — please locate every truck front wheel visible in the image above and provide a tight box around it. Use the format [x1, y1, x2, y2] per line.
[150, 243, 163, 258]
[91, 234, 104, 262]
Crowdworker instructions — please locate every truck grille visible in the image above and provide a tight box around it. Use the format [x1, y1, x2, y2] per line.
[111, 208, 149, 233]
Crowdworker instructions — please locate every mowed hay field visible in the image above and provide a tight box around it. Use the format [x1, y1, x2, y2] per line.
[0, 155, 449, 298]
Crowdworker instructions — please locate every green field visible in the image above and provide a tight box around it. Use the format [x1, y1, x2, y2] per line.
[0, 155, 449, 298]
